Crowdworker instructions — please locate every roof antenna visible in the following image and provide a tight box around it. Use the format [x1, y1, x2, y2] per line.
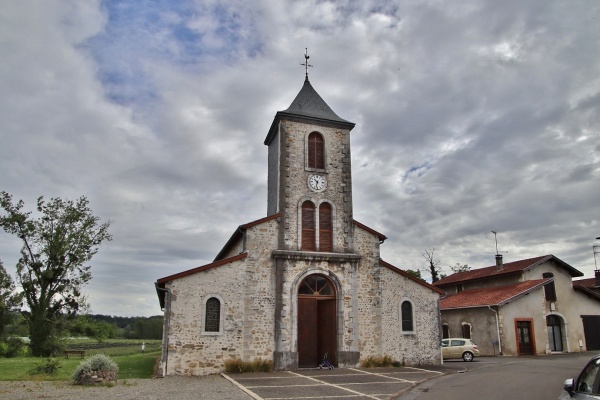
[491, 231, 505, 270]
[491, 231, 499, 255]
[301, 48, 313, 81]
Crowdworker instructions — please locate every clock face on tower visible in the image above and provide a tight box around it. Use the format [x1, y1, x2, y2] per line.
[308, 174, 327, 192]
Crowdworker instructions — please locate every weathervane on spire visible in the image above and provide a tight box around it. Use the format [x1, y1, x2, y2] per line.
[301, 48, 313, 81]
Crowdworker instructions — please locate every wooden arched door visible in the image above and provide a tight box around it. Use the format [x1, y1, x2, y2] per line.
[297, 274, 337, 368]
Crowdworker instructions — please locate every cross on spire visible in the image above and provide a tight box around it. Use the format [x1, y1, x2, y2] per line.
[301, 48, 313, 81]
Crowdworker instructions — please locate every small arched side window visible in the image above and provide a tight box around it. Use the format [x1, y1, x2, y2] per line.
[308, 132, 325, 169]
[401, 300, 414, 333]
[204, 297, 221, 333]
[301, 201, 316, 251]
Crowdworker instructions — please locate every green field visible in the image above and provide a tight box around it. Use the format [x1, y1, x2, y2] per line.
[0, 340, 162, 381]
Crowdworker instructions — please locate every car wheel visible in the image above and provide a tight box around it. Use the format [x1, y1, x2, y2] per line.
[462, 352, 474, 362]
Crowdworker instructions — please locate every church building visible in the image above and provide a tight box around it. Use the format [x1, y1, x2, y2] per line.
[155, 64, 443, 376]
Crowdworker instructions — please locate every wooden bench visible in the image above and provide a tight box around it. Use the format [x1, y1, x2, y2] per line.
[63, 350, 85, 359]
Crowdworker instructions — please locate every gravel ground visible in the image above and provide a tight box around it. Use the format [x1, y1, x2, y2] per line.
[0, 375, 254, 400]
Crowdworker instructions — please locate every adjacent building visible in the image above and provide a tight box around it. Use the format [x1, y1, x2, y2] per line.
[435, 255, 600, 356]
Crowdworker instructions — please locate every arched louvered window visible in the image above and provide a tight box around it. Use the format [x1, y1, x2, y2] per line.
[205, 297, 221, 332]
[401, 300, 414, 332]
[301, 201, 315, 251]
[319, 202, 333, 252]
[308, 132, 325, 169]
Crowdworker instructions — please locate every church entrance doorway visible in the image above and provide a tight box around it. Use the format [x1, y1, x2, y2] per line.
[297, 274, 337, 368]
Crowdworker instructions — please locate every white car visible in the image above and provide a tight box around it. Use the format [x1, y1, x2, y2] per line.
[560, 355, 600, 399]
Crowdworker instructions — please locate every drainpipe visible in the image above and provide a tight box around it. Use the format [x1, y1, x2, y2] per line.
[488, 305, 502, 355]
[155, 284, 172, 377]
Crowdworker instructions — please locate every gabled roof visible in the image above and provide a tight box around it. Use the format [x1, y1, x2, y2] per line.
[434, 255, 583, 287]
[573, 277, 600, 301]
[155, 253, 248, 309]
[440, 279, 551, 310]
[380, 259, 445, 295]
[214, 213, 281, 262]
[265, 79, 355, 145]
[353, 220, 387, 243]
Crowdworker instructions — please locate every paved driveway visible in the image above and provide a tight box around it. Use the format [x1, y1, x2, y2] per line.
[224, 366, 460, 400]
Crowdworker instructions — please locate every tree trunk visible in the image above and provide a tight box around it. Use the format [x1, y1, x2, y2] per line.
[28, 309, 56, 357]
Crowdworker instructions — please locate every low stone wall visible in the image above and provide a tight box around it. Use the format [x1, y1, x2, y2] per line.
[75, 370, 117, 385]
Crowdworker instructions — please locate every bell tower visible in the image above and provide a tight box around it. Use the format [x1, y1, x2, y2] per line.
[264, 52, 356, 253]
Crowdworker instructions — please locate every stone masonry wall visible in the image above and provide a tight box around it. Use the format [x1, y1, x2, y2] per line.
[380, 267, 442, 366]
[166, 260, 246, 376]
[278, 120, 353, 252]
[353, 225, 383, 359]
[165, 219, 279, 376]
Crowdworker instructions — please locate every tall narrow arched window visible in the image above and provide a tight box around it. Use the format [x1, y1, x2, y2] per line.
[308, 132, 325, 169]
[205, 297, 221, 333]
[319, 202, 333, 252]
[401, 300, 414, 332]
[301, 201, 315, 251]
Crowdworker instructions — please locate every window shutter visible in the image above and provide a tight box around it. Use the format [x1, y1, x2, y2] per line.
[301, 201, 315, 251]
[543, 272, 557, 301]
[308, 132, 325, 169]
[319, 203, 333, 252]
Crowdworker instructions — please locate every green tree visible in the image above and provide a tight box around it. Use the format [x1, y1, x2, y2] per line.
[0, 260, 23, 337]
[422, 248, 442, 283]
[405, 269, 424, 280]
[449, 262, 470, 274]
[0, 192, 111, 356]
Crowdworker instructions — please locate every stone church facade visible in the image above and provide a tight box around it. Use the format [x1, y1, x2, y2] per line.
[155, 76, 443, 376]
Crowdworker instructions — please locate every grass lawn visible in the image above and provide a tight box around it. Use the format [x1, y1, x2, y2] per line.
[0, 350, 161, 381]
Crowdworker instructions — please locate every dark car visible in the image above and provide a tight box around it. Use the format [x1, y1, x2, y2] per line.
[559, 354, 600, 399]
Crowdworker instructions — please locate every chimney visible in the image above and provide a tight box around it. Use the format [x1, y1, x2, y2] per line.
[595, 270, 600, 287]
[495, 254, 503, 271]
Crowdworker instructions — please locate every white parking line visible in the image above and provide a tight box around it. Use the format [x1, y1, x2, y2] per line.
[286, 370, 382, 400]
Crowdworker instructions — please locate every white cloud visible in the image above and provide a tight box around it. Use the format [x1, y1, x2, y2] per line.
[0, 0, 599, 316]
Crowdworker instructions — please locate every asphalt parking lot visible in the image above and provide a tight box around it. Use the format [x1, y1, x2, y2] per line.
[223, 364, 464, 400]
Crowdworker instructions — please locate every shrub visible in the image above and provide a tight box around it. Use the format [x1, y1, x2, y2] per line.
[2, 337, 27, 358]
[224, 358, 272, 373]
[28, 357, 62, 375]
[360, 355, 395, 368]
[72, 354, 119, 382]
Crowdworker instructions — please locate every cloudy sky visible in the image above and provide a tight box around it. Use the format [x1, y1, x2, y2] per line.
[1, 0, 599, 317]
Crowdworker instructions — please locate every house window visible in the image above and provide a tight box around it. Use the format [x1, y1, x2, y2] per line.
[457, 284, 463, 293]
[442, 324, 450, 339]
[543, 272, 557, 301]
[204, 297, 221, 333]
[461, 323, 471, 339]
[308, 132, 325, 169]
[301, 201, 315, 251]
[401, 300, 414, 333]
[319, 202, 333, 252]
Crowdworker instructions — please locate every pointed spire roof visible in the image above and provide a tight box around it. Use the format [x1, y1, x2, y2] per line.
[264, 78, 355, 145]
[283, 78, 353, 124]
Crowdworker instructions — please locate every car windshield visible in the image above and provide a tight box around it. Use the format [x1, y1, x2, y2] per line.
[577, 358, 600, 394]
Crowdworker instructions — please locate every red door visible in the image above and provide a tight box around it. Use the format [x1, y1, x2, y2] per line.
[516, 321, 534, 355]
